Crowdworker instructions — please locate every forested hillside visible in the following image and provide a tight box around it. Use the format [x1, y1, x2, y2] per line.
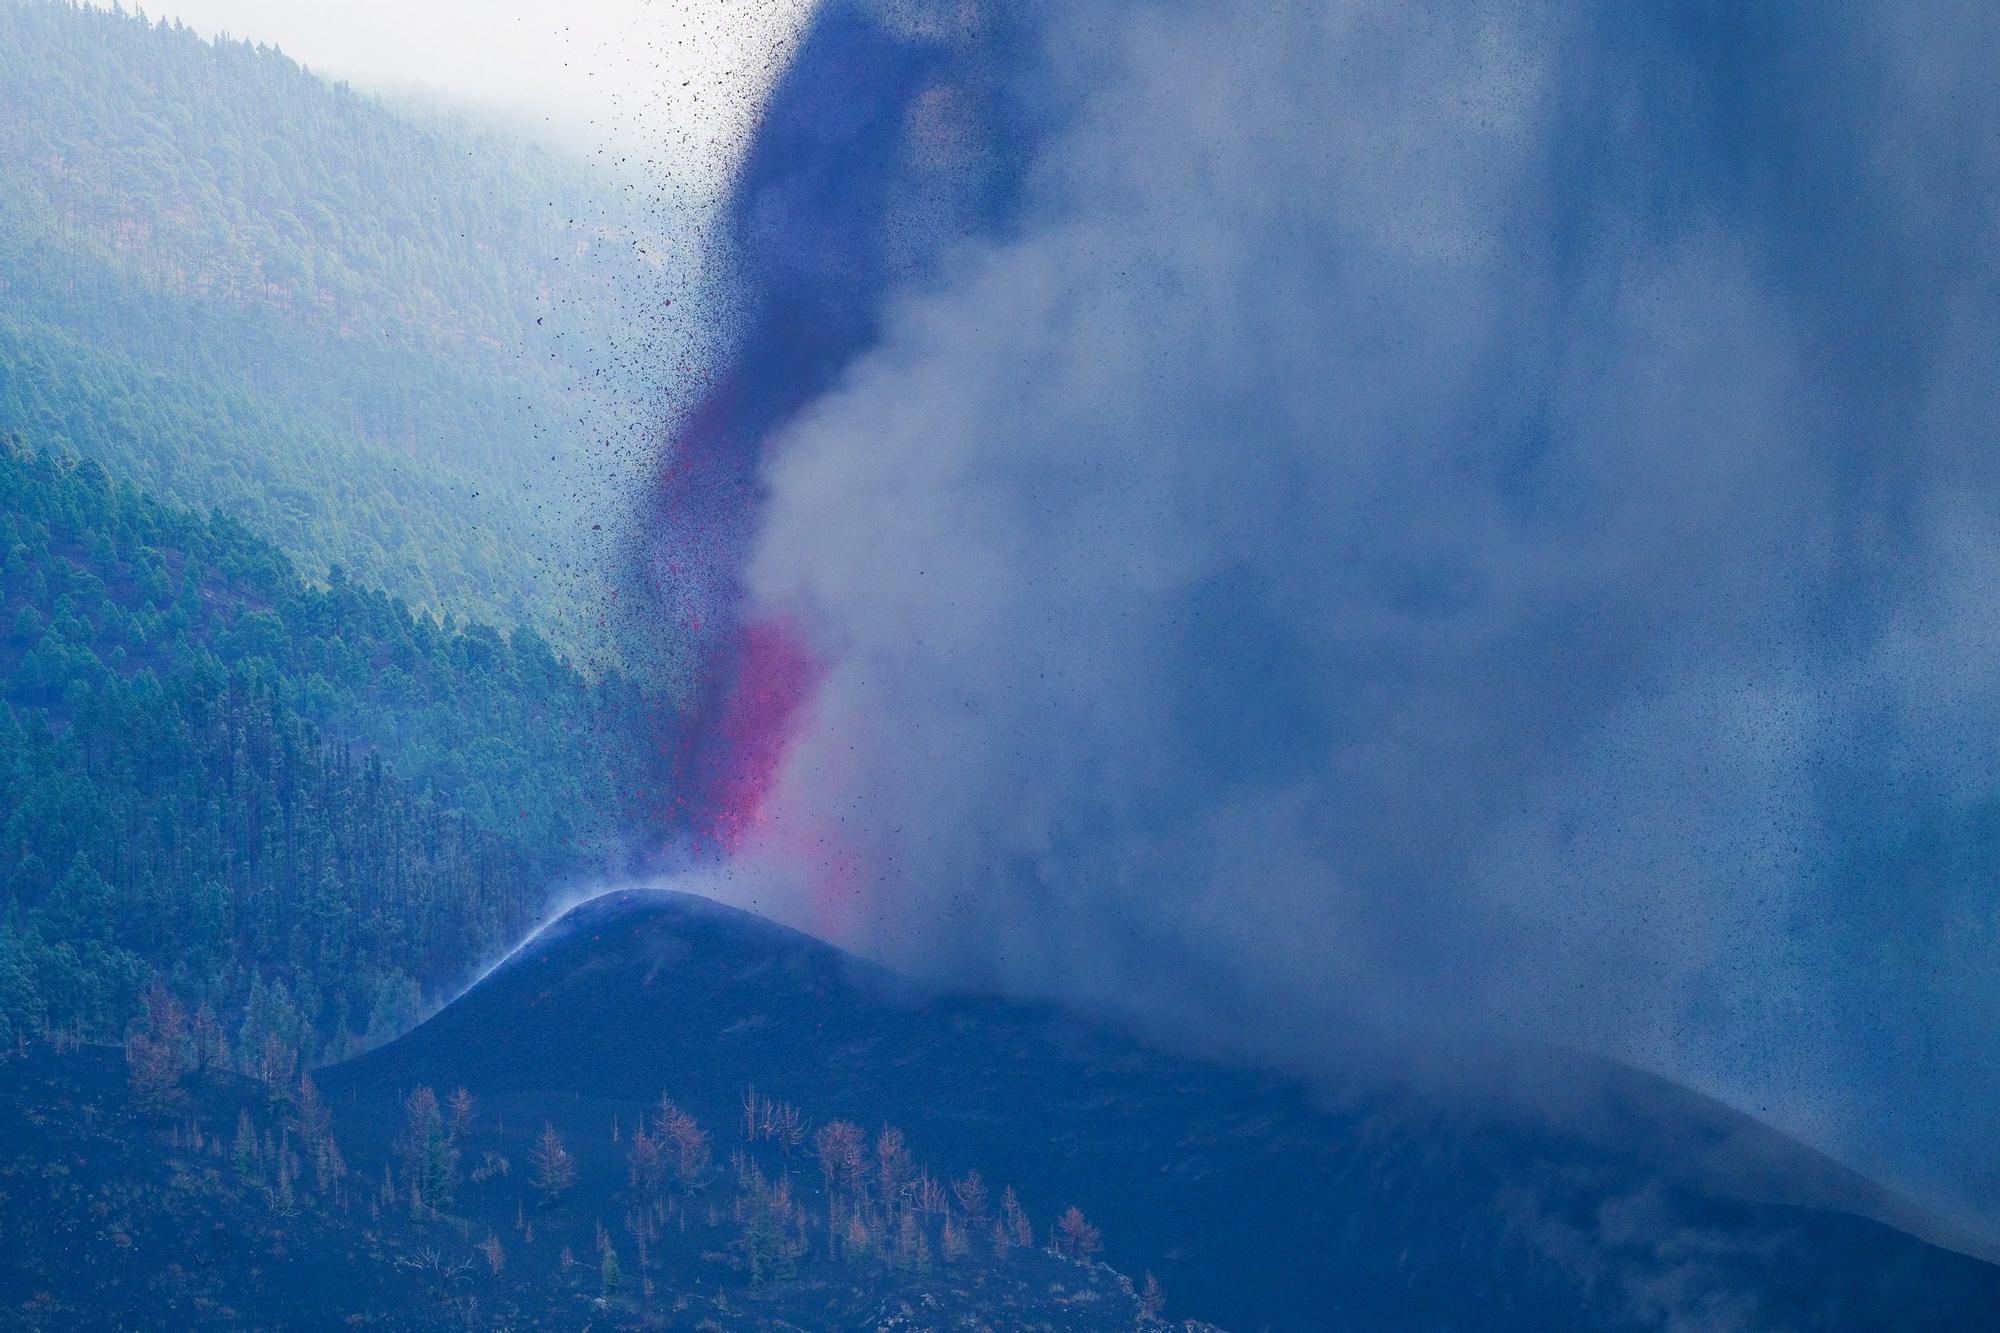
[0, 0, 674, 635]
[0, 441, 663, 1066]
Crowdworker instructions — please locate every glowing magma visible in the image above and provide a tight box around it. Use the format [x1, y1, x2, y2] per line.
[697, 618, 818, 854]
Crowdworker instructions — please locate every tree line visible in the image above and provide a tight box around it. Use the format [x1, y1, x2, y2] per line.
[0, 439, 666, 1061]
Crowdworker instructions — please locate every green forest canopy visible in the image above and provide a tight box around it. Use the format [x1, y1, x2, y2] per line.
[0, 439, 666, 1064]
[0, 0, 687, 641]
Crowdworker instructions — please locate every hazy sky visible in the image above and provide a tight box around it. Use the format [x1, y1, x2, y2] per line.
[146, 0, 810, 179]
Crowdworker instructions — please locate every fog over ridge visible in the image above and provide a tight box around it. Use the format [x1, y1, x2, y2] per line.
[676, 0, 2000, 1220]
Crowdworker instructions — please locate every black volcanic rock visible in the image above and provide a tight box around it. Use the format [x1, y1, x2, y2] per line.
[326, 889, 2000, 1331]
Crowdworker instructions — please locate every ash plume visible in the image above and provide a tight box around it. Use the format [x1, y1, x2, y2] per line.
[651, 0, 2000, 1223]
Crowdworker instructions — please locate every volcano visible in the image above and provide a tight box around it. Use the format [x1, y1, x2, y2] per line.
[323, 889, 2000, 1331]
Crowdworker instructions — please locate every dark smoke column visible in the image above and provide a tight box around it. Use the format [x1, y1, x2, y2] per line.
[638, 1, 1055, 854]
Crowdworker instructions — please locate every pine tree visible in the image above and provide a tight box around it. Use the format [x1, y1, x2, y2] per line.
[189, 1001, 227, 1073]
[232, 1108, 260, 1183]
[289, 1072, 330, 1147]
[273, 1138, 298, 1216]
[1055, 1205, 1103, 1261]
[397, 1086, 457, 1215]
[599, 1244, 621, 1297]
[654, 1097, 710, 1186]
[529, 1122, 575, 1202]
[289, 1071, 342, 1196]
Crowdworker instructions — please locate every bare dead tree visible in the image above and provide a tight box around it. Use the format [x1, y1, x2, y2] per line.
[875, 1126, 913, 1209]
[941, 1211, 969, 1261]
[627, 1125, 665, 1200]
[815, 1121, 868, 1197]
[1140, 1271, 1167, 1322]
[1002, 1186, 1034, 1249]
[124, 983, 190, 1110]
[770, 1100, 808, 1156]
[626, 1202, 661, 1272]
[952, 1169, 989, 1221]
[911, 1171, 948, 1216]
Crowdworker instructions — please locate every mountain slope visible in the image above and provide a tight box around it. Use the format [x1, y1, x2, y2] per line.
[0, 1039, 1208, 1331]
[328, 889, 2000, 1331]
[0, 0, 669, 635]
[0, 441, 663, 1063]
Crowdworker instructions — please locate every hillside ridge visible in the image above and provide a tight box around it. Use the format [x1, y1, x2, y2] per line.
[326, 887, 2000, 1331]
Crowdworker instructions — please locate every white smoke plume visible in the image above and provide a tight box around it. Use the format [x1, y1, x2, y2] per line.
[715, 1, 2000, 1220]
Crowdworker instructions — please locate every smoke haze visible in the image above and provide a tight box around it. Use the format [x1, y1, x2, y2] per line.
[673, 1, 2000, 1220]
[145, 0, 809, 173]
